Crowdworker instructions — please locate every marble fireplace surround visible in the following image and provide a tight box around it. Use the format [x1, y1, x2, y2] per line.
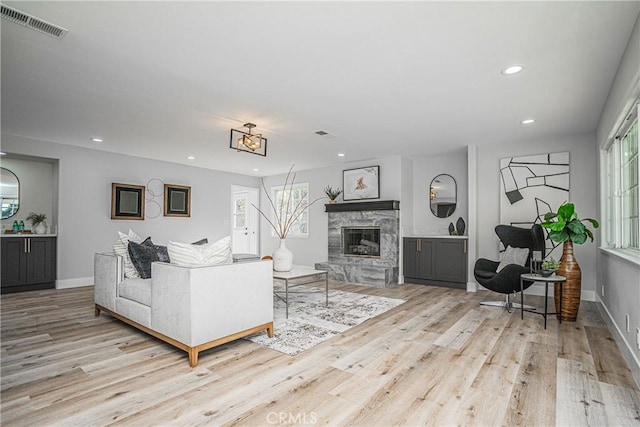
[315, 200, 400, 288]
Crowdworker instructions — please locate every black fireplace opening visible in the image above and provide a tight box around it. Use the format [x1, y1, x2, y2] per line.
[342, 226, 381, 257]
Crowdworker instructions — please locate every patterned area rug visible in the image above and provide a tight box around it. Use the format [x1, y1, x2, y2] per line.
[245, 285, 406, 355]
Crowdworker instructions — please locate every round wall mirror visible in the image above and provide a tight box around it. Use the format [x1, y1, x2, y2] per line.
[429, 174, 456, 218]
[1, 167, 20, 220]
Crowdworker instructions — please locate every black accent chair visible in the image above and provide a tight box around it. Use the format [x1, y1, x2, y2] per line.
[474, 224, 546, 311]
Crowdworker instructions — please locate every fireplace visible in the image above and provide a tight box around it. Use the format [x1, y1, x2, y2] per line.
[342, 227, 380, 257]
[315, 200, 400, 288]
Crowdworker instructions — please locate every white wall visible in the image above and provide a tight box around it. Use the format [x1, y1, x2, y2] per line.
[1, 134, 260, 286]
[475, 132, 599, 299]
[595, 13, 640, 385]
[0, 156, 57, 232]
[258, 156, 403, 267]
[410, 148, 468, 236]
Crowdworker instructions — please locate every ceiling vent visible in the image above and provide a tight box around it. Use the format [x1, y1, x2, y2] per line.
[314, 130, 336, 138]
[1, 4, 68, 38]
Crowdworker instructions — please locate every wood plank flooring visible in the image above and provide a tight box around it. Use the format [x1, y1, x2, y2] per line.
[1, 283, 639, 426]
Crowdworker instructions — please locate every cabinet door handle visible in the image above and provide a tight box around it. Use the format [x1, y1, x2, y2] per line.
[416, 239, 421, 252]
[24, 238, 28, 254]
[463, 240, 467, 254]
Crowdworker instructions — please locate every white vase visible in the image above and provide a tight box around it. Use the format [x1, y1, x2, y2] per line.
[273, 239, 293, 272]
[34, 223, 47, 235]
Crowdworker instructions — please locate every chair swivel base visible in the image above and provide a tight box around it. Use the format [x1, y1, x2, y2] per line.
[480, 301, 536, 311]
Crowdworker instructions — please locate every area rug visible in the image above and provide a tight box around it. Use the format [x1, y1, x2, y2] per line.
[245, 285, 406, 355]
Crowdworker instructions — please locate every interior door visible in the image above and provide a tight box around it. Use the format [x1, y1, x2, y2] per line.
[231, 187, 259, 255]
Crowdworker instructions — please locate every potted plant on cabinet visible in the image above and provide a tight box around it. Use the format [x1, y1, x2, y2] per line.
[26, 212, 47, 235]
[540, 202, 599, 321]
[324, 186, 342, 204]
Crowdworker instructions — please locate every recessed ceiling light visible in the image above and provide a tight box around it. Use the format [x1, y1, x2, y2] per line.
[337, 153, 346, 157]
[90, 137, 103, 143]
[501, 65, 523, 75]
[521, 119, 535, 125]
[253, 168, 259, 172]
[0, 152, 6, 156]
[186, 155, 196, 160]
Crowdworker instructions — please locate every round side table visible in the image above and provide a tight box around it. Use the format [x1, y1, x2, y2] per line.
[520, 273, 567, 329]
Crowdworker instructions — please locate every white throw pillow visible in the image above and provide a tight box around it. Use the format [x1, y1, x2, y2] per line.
[167, 236, 232, 267]
[496, 245, 529, 272]
[113, 229, 144, 278]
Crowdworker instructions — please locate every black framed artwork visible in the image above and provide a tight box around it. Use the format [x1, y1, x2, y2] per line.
[164, 184, 191, 217]
[343, 166, 380, 201]
[111, 183, 145, 220]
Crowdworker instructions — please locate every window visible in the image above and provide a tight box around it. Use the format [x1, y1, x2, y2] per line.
[271, 183, 310, 238]
[604, 102, 639, 251]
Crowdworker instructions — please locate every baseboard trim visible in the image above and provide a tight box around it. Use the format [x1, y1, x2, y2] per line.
[522, 282, 597, 302]
[56, 277, 93, 289]
[596, 297, 640, 389]
[466, 281, 477, 292]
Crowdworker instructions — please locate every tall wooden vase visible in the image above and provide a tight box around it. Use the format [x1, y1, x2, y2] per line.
[555, 240, 581, 321]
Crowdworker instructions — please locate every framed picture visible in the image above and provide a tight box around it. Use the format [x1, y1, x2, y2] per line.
[164, 184, 191, 217]
[111, 183, 145, 220]
[343, 166, 380, 201]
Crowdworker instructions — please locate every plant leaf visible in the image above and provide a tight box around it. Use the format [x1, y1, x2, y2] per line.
[549, 230, 569, 243]
[583, 218, 600, 229]
[557, 202, 575, 221]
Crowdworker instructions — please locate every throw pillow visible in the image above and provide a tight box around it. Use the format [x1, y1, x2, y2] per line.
[154, 245, 171, 263]
[128, 237, 158, 279]
[496, 245, 530, 272]
[154, 238, 208, 264]
[167, 236, 232, 267]
[113, 229, 144, 278]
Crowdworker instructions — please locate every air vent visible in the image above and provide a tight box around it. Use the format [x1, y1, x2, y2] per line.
[314, 130, 336, 138]
[1, 4, 67, 38]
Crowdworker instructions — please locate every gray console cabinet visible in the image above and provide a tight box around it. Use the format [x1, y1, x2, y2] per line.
[403, 237, 467, 288]
[1, 236, 56, 293]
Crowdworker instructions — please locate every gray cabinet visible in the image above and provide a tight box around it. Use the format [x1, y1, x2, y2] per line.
[403, 237, 467, 288]
[1, 236, 56, 293]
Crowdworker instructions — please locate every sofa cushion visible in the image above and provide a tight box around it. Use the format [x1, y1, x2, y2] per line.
[118, 278, 152, 307]
[496, 245, 529, 272]
[128, 237, 158, 279]
[113, 229, 144, 279]
[168, 236, 232, 267]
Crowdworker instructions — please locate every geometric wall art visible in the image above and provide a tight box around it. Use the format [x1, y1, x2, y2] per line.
[499, 152, 569, 259]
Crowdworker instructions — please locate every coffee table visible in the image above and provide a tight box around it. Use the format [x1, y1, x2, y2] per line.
[273, 266, 329, 318]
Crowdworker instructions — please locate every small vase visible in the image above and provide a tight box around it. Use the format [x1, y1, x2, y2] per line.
[328, 200, 337, 204]
[273, 239, 293, 272]
[34, 223, 47, 235]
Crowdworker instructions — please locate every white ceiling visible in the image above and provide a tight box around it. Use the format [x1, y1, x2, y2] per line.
[2, 1, 638, 177]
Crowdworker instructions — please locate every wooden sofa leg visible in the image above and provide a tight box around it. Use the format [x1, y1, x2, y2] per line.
[267, 322, 274, 338]
[188, 348, 199, 368]
[95, 305, 101, 316]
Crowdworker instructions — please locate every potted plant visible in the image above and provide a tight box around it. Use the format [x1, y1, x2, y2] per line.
[540, 202, 599, 321]
[26, 212, 47, 235]
[540, 256, 560, 277]
[324, 186, 342, 204]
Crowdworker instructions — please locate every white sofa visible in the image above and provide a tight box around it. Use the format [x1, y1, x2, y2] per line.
[94, 252, 274, 367]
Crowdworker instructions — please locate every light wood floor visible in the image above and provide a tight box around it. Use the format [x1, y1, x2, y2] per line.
[1, 283, 639, 426]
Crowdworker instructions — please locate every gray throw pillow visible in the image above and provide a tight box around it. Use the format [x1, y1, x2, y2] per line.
[128, 237, 158, 279]
[496, 245, 529, 272]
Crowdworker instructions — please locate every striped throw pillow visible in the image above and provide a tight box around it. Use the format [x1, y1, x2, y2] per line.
[113, 229, 144, 278]
[167, 236, 232, 267]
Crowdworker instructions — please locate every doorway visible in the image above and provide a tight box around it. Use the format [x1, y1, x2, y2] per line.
[230, 186, 259, 255]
